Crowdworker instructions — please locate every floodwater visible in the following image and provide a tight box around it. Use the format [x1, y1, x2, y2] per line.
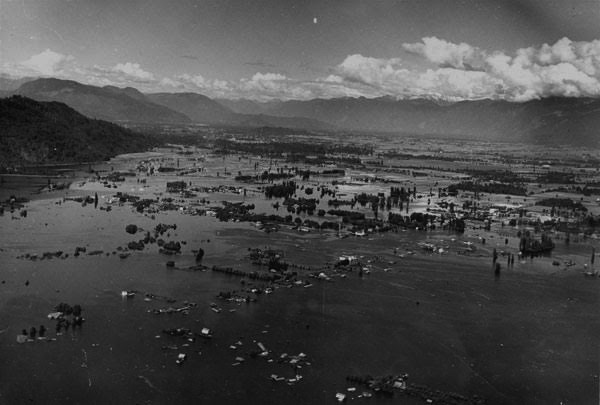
[0, 150, 598, 404]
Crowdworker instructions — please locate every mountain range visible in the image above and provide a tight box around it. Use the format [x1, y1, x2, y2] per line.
[2, 76, 599, 146]
[244, 96, 600, 146]
[3, 78, 331, 130]
[15, 78, 191, 124]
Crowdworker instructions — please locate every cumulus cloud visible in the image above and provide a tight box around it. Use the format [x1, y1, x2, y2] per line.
[481, 39, 600, 100]
[111, 62, 155, 82]
[408, 68, 498, 100]
[86, 62, 157, 86]
[17, 49, 75, 76]
[403, 37, 486, 70]
[238, 73, 309, 100]
[2, 49, 163, 91]
[238, 73, 301, 99]
[337, 54, 407, 85]
[399, 36, 600, 100]
[159, 73, 233, 97]
[161, 71, 321, 101]
[159, 77, 181, 88]
[234, 72, 380, 100]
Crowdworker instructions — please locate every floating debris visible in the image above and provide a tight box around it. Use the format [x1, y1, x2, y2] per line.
[176, 353, 187, 365]
[257, 342, 268, 354]
[345, 374, 485, 404]
[200, 328, 212, 338]
[148, 302, 196, 315]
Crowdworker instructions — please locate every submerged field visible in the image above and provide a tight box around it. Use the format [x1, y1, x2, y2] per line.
[0, 140, 598, 404]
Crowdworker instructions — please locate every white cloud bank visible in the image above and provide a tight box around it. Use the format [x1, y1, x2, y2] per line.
[4, 37, 600, 101]
[3, 50, 157, 88]
[111, 62, 155, 82]
[401, 36, 600, 101]
[19, 49, 75, 76]
[403, 37, 486, 70]
[158, 36, 600, 101]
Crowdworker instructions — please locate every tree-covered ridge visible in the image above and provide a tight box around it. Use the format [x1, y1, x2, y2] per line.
[0, 96, 157, 168]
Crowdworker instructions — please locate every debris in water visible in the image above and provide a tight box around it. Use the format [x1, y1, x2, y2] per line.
[176, 353, 187, 365]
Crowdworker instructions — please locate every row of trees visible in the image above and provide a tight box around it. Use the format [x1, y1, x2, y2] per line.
[447, 181, 527, 196]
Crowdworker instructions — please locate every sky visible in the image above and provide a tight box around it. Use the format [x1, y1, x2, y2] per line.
[2, 0, 600, 101]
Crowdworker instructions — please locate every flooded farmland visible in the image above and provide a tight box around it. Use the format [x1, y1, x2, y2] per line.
[4, 2, 600, 402]
[1, 138, 598, 405]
